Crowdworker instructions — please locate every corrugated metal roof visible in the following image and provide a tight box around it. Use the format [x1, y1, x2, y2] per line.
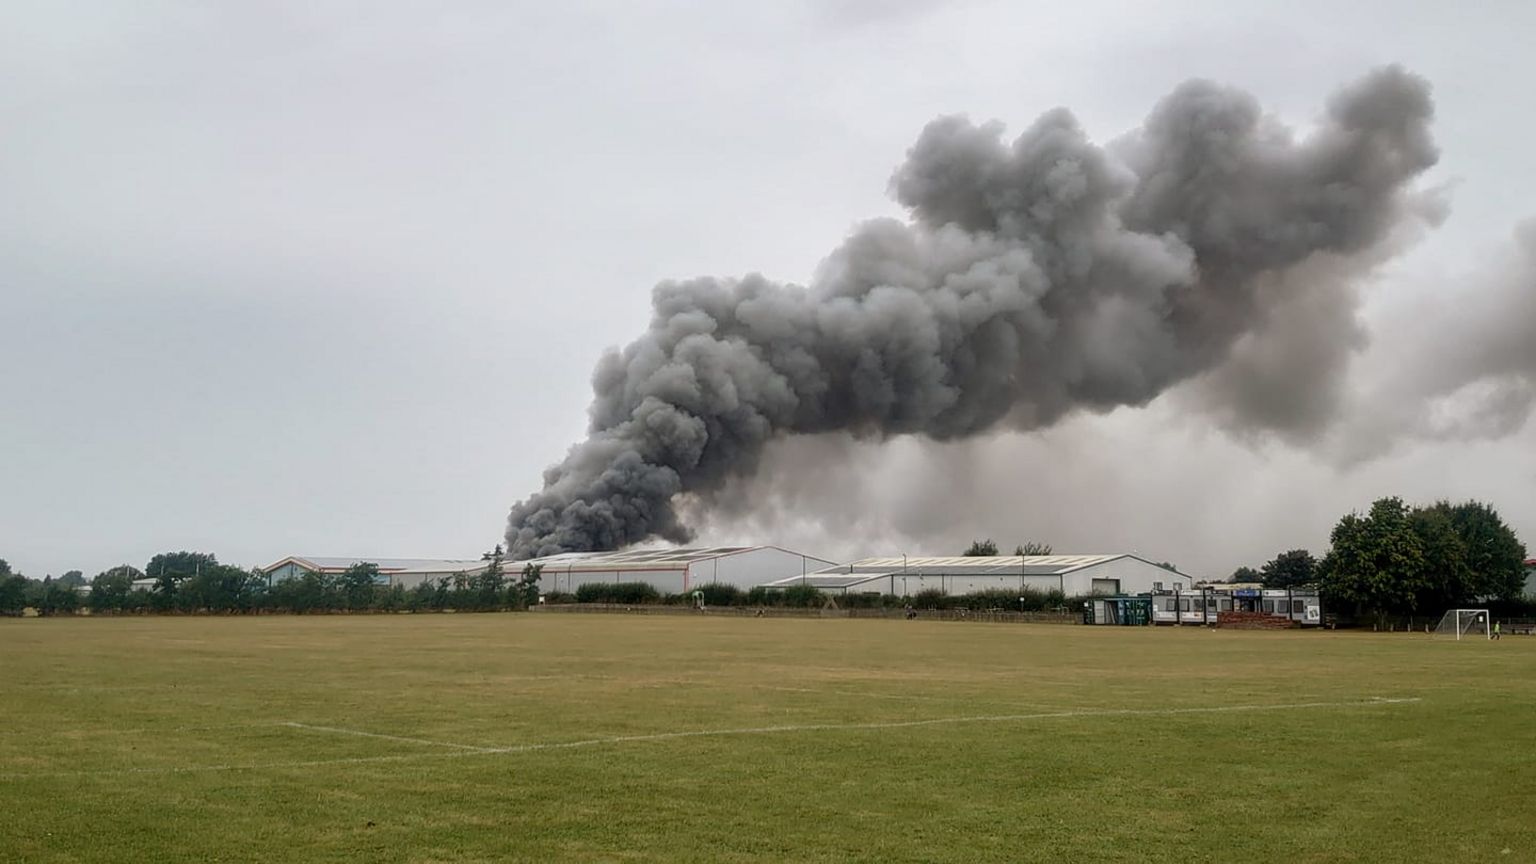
[804, 554, 1130, 577]
[518, 545, 831, 572]
[760, 553, 1184, 589]
[264, 556, 485, 574]
[761, 573, 883, 590]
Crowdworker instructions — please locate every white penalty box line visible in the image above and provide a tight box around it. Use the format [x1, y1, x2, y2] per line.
[0, 696, 1421, 780]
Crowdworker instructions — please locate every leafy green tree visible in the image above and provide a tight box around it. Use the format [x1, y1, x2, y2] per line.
[88, 566, 141, 612]
[0, 574, 27, 616]
[1320, 497, 1429, 623]
[1230, 566, 1261, 583]
[1437, 501, 1527, 600]
[57, 570, 86, 589]
[145, 551, 219, 582]
[144, 551, 220, 610]
[1014, 542, 1053, 556]
[339, 563, 381, 611]
[963, 539, 999, 557]
[36, 579, 80, 616]
[267, 568, 339, 613]
[1260, 550, 1317, 588]
[514, 563, 543, 608]
[1406, 506, 1469, 612]
[470, 546, 506, 610]
[176, 562, 261, 612]
[376, 584, 407, 612]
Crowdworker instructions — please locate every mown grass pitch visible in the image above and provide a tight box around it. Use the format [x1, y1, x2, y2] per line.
[3, 614, 1533, 863]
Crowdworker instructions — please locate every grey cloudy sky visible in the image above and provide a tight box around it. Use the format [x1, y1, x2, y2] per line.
[3, 0, 1533, 579]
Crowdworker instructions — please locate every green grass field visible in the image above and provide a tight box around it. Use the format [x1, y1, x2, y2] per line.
[3, 614, 1533, 863]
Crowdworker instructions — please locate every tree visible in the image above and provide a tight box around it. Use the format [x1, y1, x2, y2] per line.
[1406, 506, 1469, 612]
[339, 563, 381, 611]
[963, 539, 999, 557]
[1259, 550, 1317, 588]
[144, 551, 220, 609]
[0, 574, 27, 616]
[56, 570, 86, 589]
[88, 567, 140, 612]
[1230, 566, 1261, 583]
[1438, 501, 1527, 600]
[36, 580, 80, 616]
[1014, 542, 1053, 556]
[469, 546, 507, 610]
[514, 563, 543, 608]
[1319, 497, 1429, 623]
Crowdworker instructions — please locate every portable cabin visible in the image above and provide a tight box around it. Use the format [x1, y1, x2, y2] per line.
[1083, 595, 1153, 625]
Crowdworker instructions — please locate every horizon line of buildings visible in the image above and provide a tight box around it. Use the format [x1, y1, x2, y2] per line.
[248, 546, 1214, 600]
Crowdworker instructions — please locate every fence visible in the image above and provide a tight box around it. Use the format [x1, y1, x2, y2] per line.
[530, 603, 1078, 624]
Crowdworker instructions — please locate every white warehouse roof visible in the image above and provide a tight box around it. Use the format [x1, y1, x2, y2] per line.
[519, 545, 821, 573]
[762, 554, 1191, 589]
[262, 556, 486, 574]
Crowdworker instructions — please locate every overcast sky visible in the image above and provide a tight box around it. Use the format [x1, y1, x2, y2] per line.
[4, 0, 1534, 580]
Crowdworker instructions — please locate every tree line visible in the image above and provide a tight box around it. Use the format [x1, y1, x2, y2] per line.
[1229, 498, 1530, 624]
[963, 539, 1053, 556]
[0, 548, 544, 616]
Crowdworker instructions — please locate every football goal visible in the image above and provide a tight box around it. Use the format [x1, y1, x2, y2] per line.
[1432, 609, 1491, 640]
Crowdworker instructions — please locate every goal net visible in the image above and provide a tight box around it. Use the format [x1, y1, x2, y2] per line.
[1432, 609, 1491, 640]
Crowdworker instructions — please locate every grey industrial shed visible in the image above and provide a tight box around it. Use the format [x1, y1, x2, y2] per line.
[760, 554, 1195, 597]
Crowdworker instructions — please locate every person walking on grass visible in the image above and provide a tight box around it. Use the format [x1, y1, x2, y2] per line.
[1494, 621, 1501, 640]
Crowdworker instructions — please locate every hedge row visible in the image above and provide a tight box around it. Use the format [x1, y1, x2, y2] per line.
[547, 583, 1088, 612]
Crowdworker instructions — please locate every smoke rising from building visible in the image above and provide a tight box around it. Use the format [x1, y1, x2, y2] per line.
[506, 67, 1443, 559]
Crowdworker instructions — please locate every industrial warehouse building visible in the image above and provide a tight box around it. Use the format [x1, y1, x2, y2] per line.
[522, 546, 837, 595]
[760, 554, 1195, 598]
[261, 556, 489, 590]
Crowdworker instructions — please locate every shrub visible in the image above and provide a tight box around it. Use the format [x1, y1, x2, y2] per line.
[541, 591, 576, 605]
[697, 583, 744, 607]
[779, 584, 825, 608]
[575, 582, 661, 604]
[911, 588, 948, 609]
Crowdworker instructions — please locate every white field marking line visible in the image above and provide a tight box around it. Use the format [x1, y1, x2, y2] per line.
[755, 684, 1067, 709]
[482, 697, 1423, 754]
[0, 721, 285, 738]
[280, 722, 498, 753]
[0, 696, 1422, 781]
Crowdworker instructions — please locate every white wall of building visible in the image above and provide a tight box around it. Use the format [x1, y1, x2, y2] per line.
[872, 573, 1062, 597]
[542, 567, 687, 595]
[688, 548, 834, 591]
[539, 547, 834, 596]
[821, 556, 1191, 598]
[1060, 558, 1189, 596]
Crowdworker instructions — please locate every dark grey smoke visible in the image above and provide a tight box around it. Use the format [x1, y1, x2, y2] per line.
[506, 67, 1440, 558]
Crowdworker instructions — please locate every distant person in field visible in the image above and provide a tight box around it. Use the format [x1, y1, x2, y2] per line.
[1493, 621, 1501, 640]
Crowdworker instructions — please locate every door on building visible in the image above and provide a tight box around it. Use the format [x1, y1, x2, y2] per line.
[1090, 578, 1121, 595]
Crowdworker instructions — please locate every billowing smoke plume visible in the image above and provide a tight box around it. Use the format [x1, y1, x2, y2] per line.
[507, 67, 1440, 558]
[1334, 218, 1536, 459]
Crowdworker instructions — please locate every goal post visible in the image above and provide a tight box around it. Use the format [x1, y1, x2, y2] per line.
[1432, 609, 1491, 640]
